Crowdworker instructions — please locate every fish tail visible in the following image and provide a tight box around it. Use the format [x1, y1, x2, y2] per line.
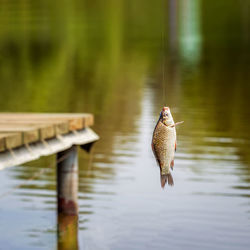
[160, 173, 174, 188]
[167, 173, 174, 186]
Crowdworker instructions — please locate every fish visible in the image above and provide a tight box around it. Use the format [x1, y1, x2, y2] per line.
[151, 107, 183, 188]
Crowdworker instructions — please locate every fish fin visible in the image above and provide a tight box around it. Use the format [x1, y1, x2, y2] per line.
[170, 121, 184, 128]
[160, 173, 174, 188]
[175, 121, 184, 126]
[170, 160, 174, 170]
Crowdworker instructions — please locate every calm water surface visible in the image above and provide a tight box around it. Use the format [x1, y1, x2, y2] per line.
[0, 1, 250, 249]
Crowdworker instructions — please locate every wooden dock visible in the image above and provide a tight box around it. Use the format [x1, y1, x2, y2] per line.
[0, 113, 99, 215]
[0, 113, 94, 151]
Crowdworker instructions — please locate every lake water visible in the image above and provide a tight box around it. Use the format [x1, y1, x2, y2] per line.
[0, 1, 250, 249]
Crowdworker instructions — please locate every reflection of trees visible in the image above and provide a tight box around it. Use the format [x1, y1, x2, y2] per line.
[0, 0, 165, 206]
[151, 0, 250, 172]
[0, 0, 164, 112]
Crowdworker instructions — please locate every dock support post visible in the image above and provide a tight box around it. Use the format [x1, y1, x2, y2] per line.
[57, 145, 78, 215]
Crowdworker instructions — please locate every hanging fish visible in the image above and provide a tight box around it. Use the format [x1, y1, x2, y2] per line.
[152, 107, 183, 188]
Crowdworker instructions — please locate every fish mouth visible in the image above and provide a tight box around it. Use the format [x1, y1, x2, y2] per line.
[160, 107, 174, 127]
[161, 107, 170, 119]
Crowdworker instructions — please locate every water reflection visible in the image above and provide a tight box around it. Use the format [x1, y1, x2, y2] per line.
[0, 0, 250, 249]
[57, 214, 78, 250]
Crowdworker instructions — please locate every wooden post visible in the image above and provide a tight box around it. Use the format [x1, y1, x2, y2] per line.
[57, 146, 78, 215]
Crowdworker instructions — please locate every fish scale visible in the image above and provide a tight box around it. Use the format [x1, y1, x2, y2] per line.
[152, 122, 176, 174]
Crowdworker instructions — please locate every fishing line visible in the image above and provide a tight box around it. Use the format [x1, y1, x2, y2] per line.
[161, 0, 167, 106]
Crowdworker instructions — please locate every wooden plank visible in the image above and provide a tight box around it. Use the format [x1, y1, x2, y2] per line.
[39, 125, 55, 140]
[0, 120, 69, 135]
[54, 122, 69, 135]
[0, 113, 94, 130]
[0, 124, 56, 143]
[0, 113, 95, 152]
[0, 132, 22, 150]
[0, 125, 39, 144]
[0, 134, 5, 151]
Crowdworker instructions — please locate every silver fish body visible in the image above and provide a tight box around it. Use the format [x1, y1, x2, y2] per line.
[152, 107, 176, 187]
